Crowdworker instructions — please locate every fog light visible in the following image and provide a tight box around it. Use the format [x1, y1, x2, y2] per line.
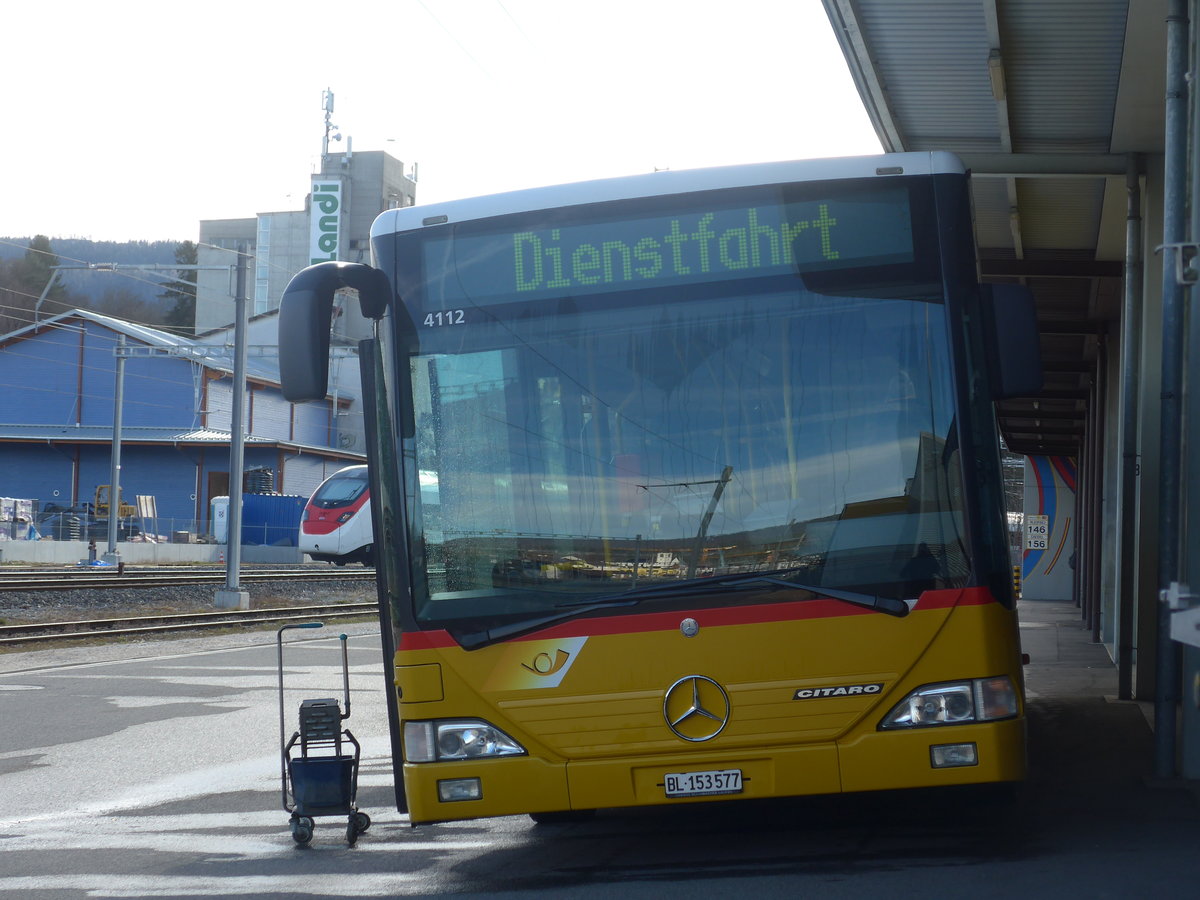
[930, 742, 978, 768]
[438, 777, 482, 802]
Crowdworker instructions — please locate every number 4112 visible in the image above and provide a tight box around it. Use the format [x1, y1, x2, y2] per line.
[424, 310, 465, 327]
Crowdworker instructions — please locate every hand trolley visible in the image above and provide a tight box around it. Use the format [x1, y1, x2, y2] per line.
[277, 622, 371, 846]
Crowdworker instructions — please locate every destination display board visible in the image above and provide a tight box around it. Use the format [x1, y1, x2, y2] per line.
[420, 182, 918, 309]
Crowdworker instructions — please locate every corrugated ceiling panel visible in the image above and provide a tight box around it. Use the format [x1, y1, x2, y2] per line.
[1027, 277, 1095, 321]
[1017, 179, 1106, 250]
[856, 0, 1000, 149]
[1000, 0, 1128, 152]
[825, 0, 1134, 460]
[970, 178, 1014, 252]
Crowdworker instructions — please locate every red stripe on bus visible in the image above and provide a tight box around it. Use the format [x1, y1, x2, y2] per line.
[396, 586, 996, 650]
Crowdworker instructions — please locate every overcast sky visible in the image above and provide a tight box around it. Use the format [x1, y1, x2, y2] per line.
[3, 0, 881, 243]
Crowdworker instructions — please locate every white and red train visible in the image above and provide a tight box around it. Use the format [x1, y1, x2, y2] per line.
[298, 465, 375, 566]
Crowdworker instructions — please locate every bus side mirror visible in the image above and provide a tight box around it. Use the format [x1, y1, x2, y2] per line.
[980, 283, 1043, 401]
[278, 262, 392, 402]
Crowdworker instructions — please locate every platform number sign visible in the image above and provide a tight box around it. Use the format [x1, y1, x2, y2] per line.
[1025, 515, 1049, 551]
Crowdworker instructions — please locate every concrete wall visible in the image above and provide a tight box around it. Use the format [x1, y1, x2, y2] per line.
[195, 218, 255, 334]
[259, 210, 309, 315]
[0, 540, 307, 565]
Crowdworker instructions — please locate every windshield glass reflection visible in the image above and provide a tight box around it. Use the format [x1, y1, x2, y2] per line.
[408, 288, 966, 626]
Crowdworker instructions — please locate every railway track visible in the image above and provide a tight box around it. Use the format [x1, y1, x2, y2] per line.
[0, 601, 379, 646]
[0, 567, 375, 592]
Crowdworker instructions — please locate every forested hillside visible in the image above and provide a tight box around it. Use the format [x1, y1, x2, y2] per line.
[0, 236, 196, 335]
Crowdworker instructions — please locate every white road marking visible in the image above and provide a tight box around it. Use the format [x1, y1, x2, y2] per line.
[0, 871, 479, 898]
[0, 632, 471, 898]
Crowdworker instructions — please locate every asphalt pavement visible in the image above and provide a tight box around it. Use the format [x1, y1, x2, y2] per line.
[1016, 597, 1200, 845]
[1, 598, 1198, 900]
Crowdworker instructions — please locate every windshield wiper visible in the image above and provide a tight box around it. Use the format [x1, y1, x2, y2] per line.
[451, 597, 640, 651]
[560, 568, 910, 618]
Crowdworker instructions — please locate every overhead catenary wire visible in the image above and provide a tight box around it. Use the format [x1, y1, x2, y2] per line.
[493, 0, 535, 46]
[0, 235, 306, 339]
[413, 0, 494, 77]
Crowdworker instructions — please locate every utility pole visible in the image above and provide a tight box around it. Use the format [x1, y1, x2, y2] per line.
[33, 270, 63, 325]
[102, 334, 126, 566]
[214, 246, 251, 610]
[1155, 0, 1188, 780]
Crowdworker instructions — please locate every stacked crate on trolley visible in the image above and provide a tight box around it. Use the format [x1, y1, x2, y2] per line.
[276, 622, 371, 846]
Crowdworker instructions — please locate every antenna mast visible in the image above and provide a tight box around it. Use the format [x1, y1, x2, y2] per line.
[321, 89, 341, 165]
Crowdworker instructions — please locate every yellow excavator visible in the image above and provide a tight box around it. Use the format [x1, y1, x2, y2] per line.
[94, 485, 137, 519]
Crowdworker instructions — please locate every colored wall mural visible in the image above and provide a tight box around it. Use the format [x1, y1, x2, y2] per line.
[1022, 455, 1077, 601]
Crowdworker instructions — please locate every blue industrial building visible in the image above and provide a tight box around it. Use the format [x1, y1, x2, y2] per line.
[0, 309, 363, 538]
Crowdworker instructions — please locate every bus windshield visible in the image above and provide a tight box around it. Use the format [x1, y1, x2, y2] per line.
[406, 282, 967, 629]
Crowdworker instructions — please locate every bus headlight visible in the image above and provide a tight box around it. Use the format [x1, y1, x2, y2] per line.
[403, 719, 526, 762]
[879, 676, 1018, 729]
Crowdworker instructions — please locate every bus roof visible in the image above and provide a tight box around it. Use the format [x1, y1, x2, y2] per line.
[372, 152, 965, 239]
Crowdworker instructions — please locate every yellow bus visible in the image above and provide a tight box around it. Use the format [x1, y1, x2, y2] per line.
[279, 152, 1041, 825]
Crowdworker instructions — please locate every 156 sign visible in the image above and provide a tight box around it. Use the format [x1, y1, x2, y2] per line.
[1025, 515, 1049, 550]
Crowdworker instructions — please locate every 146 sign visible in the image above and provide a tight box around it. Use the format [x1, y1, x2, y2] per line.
[1025, 515, 1049, 550]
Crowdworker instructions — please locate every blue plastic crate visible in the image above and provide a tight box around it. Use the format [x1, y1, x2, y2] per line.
[288, 755, 355, 816]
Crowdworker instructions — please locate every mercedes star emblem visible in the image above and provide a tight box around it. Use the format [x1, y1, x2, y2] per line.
[663, 675, 731, 742]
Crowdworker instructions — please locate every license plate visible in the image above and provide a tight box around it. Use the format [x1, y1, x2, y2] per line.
[663, 768, 743, 798]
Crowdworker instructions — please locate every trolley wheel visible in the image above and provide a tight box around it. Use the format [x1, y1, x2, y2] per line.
[291, 818, 314, 846]
[352, 811, 372, 833]
[346, 818, 360, 847]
